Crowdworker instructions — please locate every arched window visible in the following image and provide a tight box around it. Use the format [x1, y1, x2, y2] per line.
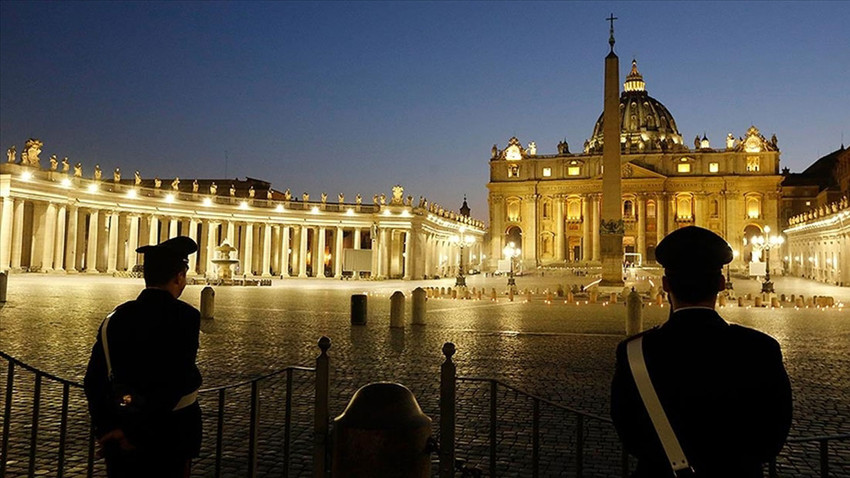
[711, 199, 719, 217]
[676, 194, 693, 220]
[542, 200, 551, 219]
[746, 195, 761, 219]
[623, 200, 634, 218]
[506, 198, 521, 222]
[567, 197, 582, 219]
[647, 200, 656, 218]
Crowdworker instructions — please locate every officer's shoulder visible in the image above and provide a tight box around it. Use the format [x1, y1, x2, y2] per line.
[616, 326, 659, 351]
[728, 323, 780, 349]
[176, 299, 201, 318]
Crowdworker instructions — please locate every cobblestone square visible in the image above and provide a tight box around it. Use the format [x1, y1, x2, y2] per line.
[1, 272, 848, 476]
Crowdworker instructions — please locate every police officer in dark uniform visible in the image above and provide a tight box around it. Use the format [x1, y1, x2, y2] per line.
[611, 226, 792, 477]
[85, 236, 202, 478]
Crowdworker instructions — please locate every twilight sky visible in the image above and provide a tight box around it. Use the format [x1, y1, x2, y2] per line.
[1, 1, 848, 221]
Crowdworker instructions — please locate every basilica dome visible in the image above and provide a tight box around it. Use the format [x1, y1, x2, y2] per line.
[585, 60, 685, 154]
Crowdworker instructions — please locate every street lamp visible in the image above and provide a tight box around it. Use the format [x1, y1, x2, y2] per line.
[503, 241, 521, 288]
[451, 227, 475, 287]
[751, 225, 784, 294]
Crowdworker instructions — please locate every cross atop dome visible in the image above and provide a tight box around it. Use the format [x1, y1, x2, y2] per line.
[607, 13, 617, 53]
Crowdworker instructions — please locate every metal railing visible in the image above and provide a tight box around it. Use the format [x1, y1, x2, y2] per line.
[0, 337, 331, 478]
[769, 433, 850, 478]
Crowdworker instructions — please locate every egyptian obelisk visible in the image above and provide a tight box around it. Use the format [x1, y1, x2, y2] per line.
[600, 14, 625, 287]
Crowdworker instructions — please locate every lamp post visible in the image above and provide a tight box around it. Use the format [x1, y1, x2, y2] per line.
[451, 227, 475, 287]
[503, 241, 521, 289]
[751, 226, 784, 294]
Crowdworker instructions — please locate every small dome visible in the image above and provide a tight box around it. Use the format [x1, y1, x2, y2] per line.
[586, 60, 684, 154]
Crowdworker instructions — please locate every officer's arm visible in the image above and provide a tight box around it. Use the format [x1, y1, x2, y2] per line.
[83, 323, 116, 437]
[754, 340, 793, 461]
[611, 341, 644, 455]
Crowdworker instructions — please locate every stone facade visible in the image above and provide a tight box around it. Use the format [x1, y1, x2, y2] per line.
[0, 147, 485, 280]
[487, 61, 783, 273]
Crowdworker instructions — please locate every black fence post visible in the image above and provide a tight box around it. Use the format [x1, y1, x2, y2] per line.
[439, 343, 456, 478]
[1, 361, 14, 478]
[314, 336, 331, 478]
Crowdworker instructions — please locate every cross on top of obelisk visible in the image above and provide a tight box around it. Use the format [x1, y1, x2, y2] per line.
[607, 13, 617, 52]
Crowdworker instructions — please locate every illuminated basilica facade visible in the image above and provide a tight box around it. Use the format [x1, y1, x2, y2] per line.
[487, 61, 784, 272]
[0, 141, 485, 280]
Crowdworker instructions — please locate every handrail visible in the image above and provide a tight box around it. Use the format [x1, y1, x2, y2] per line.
[456, 375, 613, 423]
[786, 432, 850, 443]
[0, 349, 84, 387]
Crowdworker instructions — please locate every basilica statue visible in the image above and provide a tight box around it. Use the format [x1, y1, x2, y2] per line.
[267, 189, 273, 200]
[23, 139, 42, 166]
[527, 141, 537, 156]
[210, 182, 217, 195]
[154, 177, 162, 188]
[284, 189, 291, 200]
[61, 157, 70, 172]
[321, 192, 327, 204]
[172, 177, 180, 191]
[6, 146, 15, 163]
[338, 193, 345, 203]
[50, 155, 58, 171]
[193, 180, 199, 193]
[113, 168, 121, 182]
[355, 193, 362, 205]
[134, 170, 142, 185]
[302, 192, 309, 202]
[230, 185, 236, 196]
[94, 165, 102, 181]
[249, 186, 255, 198]
[74, 163, 83, 177]
[491, 144, 498, 159]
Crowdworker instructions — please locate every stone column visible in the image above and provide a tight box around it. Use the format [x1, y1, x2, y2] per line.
[262, 223, 272, 277]
[86, 210, 99, 273]
[148, 215, 159, 246]
[281, 225, 291, 277]
[65, 205, 79, 272]
[317, 227, 327, 278]
[127, 215, 140, 271]
[10, 199, 25, 270]
[656, 193, 666, 247]
[299, 225, 309, 277]
[243, 223, 254, 276]
[354, 227, 362, 249]
[107, 211, 120, 273]
[695, 193, 707, 228]
[38, 202, 57, 272]
[637, 195, 646, 261]
[206, 221, 218, 275]
[0, 197, 13, 270]
[53, 204, 67, 272]
[581, 195, 591, 261]
[555, 197, 565, 261]
[168, 218, 178, 239]
[379, 228, 388, 278]
[188, 218, 199, 275]
[334, 226, 343, 278]
[403, 231, 412, 279]
[226, 221, 235, 244]
[591, 195, 601, 262]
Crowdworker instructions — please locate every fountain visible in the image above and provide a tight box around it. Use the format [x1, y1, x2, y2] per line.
[210, 241, 239, 282]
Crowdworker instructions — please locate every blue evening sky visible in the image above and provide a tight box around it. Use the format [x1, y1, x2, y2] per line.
[1, 1, 848, 221]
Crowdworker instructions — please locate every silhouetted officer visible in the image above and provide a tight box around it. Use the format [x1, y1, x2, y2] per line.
[612, 226, 792, 477]
[85, 236, 202, 478]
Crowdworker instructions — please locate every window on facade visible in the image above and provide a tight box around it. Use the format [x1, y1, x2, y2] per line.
[542, 167, 552, 177]
[711, 199, 719, 217]
[709, 162, 719, 173]
[507, 200, 521, 222]
[508, 165, 520, 177]
[623, 200, 634, 217]
[542, 201, 551, 218]
[677, 163, 691, 173]
[746, 196, 761, 219]
[647, 201, 656, 218]
[568, 166, 581, 176]
[567, 198, 581, 219]
[541, 235, 552, 255]
[746, 156, 760, 172]
[676, 195, 692, 219]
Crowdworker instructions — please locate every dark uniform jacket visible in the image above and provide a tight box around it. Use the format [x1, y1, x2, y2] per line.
[84, 288, 203, 459]
[611, 307, 792, 478]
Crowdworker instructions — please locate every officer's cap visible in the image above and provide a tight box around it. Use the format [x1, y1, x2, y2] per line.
[656, 226, 732, 272]
[136, 236, 198, 269]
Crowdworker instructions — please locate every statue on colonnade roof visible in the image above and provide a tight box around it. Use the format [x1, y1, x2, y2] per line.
[24, 139, 42, 166]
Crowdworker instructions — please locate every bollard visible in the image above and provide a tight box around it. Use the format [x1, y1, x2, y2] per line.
[351, 294, 368, 325]
[738, 297, 744, 307]
[450, 289, 457, 299]
[626, 288, 642, 336]
[546, 291, 553, 302]
[490, 288, 497, 301]
[567, 291, 574, 303]
[556, 284, 565, 297]
[795, 297, 803, 307]
[526, 290, 533, 303]
[476, 289, 482, 300]
[754, 296, 763, 307]
[412, 288, 426, 325]
[0, 271, 7, 303]
[200, 286, 215, 319]
[655, 293, 663, 306]
[805, 297, 814, 307]
[718, 294, 726, 307]
[590, 290, 598, 304]
[332, 382, 432, 477]
[771, 297, 780, 308]
[508, 287, 515, 302]
[780, 294, 786, 302]
[440, 287, 446, 296]
[609, 292, 618, 304]
[390, 291, 405, 328]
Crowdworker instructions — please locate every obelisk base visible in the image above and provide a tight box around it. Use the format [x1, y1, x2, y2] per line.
[599, 232, 625, 287]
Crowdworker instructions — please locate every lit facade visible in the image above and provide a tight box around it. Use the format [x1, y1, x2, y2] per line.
[487, 61, 783, 272]
[0, 144, 485, 280]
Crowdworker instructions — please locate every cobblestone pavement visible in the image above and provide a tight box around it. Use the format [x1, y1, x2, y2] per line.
[1, 271, 848, 477]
